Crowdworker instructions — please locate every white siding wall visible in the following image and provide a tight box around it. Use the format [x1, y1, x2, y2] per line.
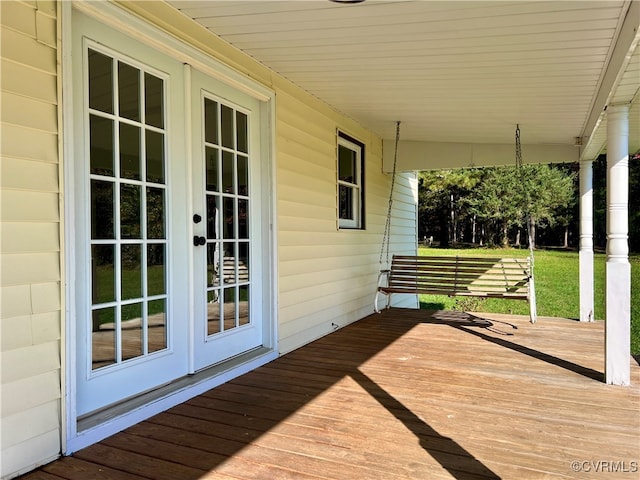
[1, 1, 62, 478]
[276, 93, 418, 353]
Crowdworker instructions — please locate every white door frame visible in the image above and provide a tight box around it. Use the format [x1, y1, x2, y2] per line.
[61, 1, 278, 454]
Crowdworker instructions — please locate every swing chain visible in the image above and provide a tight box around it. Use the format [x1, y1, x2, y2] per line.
[379, 121, 401, 267]
[515, 124, 535, 265]
[515, 124, 523, 169]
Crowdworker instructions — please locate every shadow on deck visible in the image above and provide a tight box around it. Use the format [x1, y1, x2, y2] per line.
[22, 309, 640, 480]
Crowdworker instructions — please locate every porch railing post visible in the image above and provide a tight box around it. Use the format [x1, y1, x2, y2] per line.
[579, 158, 595, 322]
[605, 102, 631, 386]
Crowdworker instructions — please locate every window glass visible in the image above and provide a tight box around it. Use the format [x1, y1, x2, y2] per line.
[337, 133, 364, 229]
[339, 145, 356, 184]
[88, 49, 113, 113]
[120, 123, 141, 180]
[145, 73, 164, 128]
[90, 115, 114, 176]
[118, 62, 140, 121]
[146, 130, 165, 184]
[87, 46, 170, 372]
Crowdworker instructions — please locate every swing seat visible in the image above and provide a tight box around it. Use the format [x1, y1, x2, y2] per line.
[375, 255, 537, 323]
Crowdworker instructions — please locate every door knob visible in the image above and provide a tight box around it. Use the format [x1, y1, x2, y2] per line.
[193, 235, 206, 246]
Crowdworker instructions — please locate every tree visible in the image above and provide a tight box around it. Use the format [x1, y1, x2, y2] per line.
[418, 169, 482, 245]
[518, 164, 576, 248]
[449, 164, 576, 249]
[466, 167, 523, 247]
[419, 164, 577, 249]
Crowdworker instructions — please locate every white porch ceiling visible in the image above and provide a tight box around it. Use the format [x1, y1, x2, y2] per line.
[169, 0, 639, 165]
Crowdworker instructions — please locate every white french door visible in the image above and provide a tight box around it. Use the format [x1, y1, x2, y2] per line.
[190, 70, 264, 371]
[73, 11, 271, 417]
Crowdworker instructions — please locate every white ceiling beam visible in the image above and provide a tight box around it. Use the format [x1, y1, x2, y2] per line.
[581, 1, 640, 151]
[382, 140, 580, 173]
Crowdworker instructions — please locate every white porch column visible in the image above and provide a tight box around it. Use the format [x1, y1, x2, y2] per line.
[579, 159, 594, 322]
[605, 103, 631, 386]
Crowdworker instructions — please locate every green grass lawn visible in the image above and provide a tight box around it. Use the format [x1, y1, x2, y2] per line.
[417, 247, 640, 354]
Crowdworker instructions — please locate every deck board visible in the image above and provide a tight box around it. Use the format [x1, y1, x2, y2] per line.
[20, 309, 640, 479]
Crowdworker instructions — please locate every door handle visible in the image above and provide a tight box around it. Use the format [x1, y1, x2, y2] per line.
[193, 235, 206, 246]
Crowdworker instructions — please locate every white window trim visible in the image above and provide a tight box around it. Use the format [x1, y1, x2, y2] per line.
[337, 133, 364, 229]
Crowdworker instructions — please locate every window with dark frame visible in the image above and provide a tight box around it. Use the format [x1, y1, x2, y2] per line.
[337, 132, 364, 229]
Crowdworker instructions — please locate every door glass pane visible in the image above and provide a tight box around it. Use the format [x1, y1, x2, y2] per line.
[145, 73, 164, 129]
[199, 96, 253, 340]
[222, 151, 234, 194]
[121, 184, 141, 239]
[208, 243, 220, 287]
[92, 307, 116, 370]
[223, 197, 235, 239]
[237, 155, 248, 196]
[207, 290, 221, 335]
[88, 49, 113, 113]
[238, 199, 248, 239]
[146, 187, 165, 239]
[204, 99, 219, 145]
[238, 242, 249, 282]
[221, 104, 234, 149]
[121, 244, 142, 300]
[87, 48, 169, 372]
[90, 115, 114, 176]
[121, 302, 143, 361]
[92, 245, 115, 304]
[120, 123, 141, 180]
[223, 286, 237, 330]
[236, 112, 248, 153]
[205, 147, 219, 191]
[206, 194, 220, 239]
[239, 285, 249, 326]
[91, 180, 115, 239]
[148, 299, 166, 353]
[146, 130, 165, 184]
[222, 242, 236, 283]
[147, 244, 165, 296]
[118, 62, 140, 121]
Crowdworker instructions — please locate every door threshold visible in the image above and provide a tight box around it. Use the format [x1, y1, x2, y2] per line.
[71, 346, 277, 453]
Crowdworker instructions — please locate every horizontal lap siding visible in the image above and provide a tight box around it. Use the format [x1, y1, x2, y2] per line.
[0, 1, 62, 478]
[276, 94, 418, 352]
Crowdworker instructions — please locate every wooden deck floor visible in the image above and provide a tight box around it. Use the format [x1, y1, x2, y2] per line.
[23, 309, 640, 480]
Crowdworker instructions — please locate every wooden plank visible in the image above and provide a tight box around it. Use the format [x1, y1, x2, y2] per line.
[42, 456, 144, 480]
[16, 471, 65, 480]
[23, 310, 639, 480]
[73, 443, 205, 480]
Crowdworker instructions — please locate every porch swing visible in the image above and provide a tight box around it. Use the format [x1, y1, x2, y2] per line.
[374, 124, 537, 323]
